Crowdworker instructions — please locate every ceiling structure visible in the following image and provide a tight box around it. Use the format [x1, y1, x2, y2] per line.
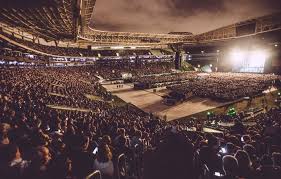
[0, 0, 280, 48]
[0, 0, 78, 42]
[78, 0, 195, 45]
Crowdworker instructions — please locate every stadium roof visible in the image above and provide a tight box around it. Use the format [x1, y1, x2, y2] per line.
[0, 0, 280, 46]
[0, 0, 78, 41]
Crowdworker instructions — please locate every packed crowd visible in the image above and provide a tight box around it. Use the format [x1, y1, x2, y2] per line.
[133, 72, 279, 100]
[91, 60, 175, 80]
[0, 66, 154, 179]
[192, 107, 281, 179]
[0, 66, 281, 179]
[166, 72, 279, 101]
[133, 71, 197, 88]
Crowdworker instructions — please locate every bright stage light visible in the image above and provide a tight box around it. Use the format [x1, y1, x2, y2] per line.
[230, 49, 245, 66]
[229, 48, 268, 73]
[248, 50, 267, 67]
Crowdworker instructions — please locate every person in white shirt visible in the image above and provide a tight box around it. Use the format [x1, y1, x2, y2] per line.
[93, 144, 114, 177]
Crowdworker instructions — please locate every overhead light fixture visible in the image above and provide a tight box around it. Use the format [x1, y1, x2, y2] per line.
[111, 46, 124, 49]
[91, 46, 100, 50]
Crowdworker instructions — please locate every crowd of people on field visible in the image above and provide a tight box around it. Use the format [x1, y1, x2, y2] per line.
[0, 66, 281, 179]
[163, 72, 278, 101]
[133, 72, 279, 100]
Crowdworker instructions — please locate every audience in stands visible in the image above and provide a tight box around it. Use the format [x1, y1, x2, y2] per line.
[0, 65, 281, 179]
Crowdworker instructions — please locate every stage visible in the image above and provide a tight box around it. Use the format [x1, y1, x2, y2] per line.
[102, 82, 235, 121]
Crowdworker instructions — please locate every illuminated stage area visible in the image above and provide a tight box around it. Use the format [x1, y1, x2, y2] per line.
[229, 49, 268, 73]
[103, 83, 236, 121]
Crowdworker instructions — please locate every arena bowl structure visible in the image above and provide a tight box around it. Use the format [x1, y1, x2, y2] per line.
[0, 1, 281, 179]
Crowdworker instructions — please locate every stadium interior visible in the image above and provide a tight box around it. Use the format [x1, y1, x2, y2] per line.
[0, 0, 281, 179]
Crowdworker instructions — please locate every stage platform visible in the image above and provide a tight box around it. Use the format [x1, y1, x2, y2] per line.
[102, 83, 234, 121]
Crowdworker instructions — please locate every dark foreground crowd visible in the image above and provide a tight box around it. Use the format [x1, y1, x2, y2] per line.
[0, 66, 281, 179]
